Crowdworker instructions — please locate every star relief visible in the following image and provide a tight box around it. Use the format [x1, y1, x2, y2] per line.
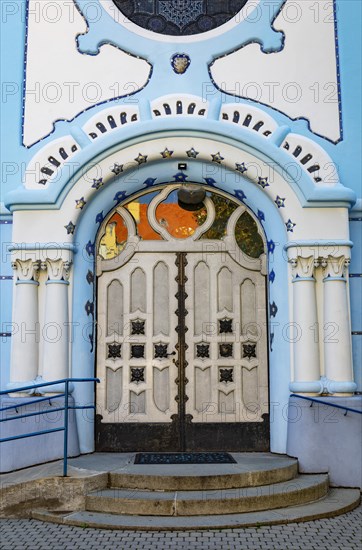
[64, 221, 75, 234]
[211, 152, 224, 164]
[75, 197, 86, 209]
[160, 148, 173, 158]
[111, 163, 123, 175]
[275, 196, 286, 208]
[286, 219, 296, 232]
[235, 162, 247, 174]
[258, 177, 269, 189]
[186, 147, 199, 158]
[92, 178, 103, 190]
[135, 153, 148, 165]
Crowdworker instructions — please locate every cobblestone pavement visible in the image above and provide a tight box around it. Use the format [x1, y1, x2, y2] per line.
[0, 504, 361, 550]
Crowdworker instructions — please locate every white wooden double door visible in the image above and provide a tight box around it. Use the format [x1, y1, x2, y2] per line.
[96, 190, 269, 451]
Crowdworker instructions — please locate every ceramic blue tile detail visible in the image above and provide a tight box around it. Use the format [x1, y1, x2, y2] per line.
[234, 190, 247, 201]
[113, 191, 127, 203]
[267, 240, 276, 254]
[173, 172, 188, 182]
[144, 177, 157, 187]
[204, 178, 216, 186]
[86, 270, 94, 285]
[269, 269, 276, 283]
[257, 209, 265, 221]
[86, 241, 95, 257]
[171, 53, 191, 74]
[85, 300, 94, 317]
[186, 148, 199, 158]
[270, 301, 278, 317]
[95, 212, 104, 225]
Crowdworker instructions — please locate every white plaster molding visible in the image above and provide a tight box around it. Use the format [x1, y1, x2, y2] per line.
[23, 0, 150, 146]
[211, 0, 341, 142]
[281, 134, 339, 186]
[151, 94, 209, 118]
[289, 256, 317, 279]
[321, 255, 350, 279]
[82, 106, 140, 141]
[42, 258, 73, 281]
[25, 136, 80, 189]
[12, 259, 41, 281]
[220, 104, 278, 137]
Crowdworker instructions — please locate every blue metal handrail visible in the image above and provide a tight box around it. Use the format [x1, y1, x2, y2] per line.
[0, 377, 100, 476]
[291, 394, 362, 415]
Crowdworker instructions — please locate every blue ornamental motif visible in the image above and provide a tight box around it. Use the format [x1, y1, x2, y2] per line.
[171, 53, 191, 74]
[159, 1, 204, 30]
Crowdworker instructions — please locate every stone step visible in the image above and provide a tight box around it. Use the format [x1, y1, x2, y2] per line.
[109, 453, 298, 491]
[85, 474, 329, 516]
[31, 488, 361, 530]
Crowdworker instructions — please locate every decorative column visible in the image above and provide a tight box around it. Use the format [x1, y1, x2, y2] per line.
[321, 255, 356, 395]
[9, 259, 40, 385]
[289, 256, 321, 394]
[41, 259, 72, 384]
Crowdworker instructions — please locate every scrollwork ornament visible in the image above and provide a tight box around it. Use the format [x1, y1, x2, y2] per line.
[12, 259, 41, 281]
[321, 256, 349, 279]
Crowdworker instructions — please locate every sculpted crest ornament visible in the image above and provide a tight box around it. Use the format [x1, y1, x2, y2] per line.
[171, 53, 191, 74]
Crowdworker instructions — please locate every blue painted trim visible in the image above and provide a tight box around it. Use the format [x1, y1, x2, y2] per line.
[0, 220, 12, 225]
[0, 333, 12, 338]
[15, 280, 38, 286]
[349, 274, 362, 278]
[46, 280, 69, 285]
[8, 243, 77, 252]
[4, 120, 356, 211]
[352, 331, 362, 336]
[292, 277, 315, 283]
[0, 276, 13, 280]
[323, 277, 347, 283]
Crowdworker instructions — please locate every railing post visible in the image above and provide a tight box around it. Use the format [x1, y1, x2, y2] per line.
[63, 380, 69, 477]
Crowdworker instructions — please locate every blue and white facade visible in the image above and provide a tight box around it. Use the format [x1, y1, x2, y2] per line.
[1, 1, 361, 479]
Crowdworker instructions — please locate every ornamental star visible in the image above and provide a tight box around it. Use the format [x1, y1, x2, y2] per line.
[286, 219, 296, 232]
[257, 210, 265, 221]
[234, 189, 247, 201]
[186, 147, 199, 158]
[204, 177, 216, 186]
[92, 178, 103, 190]
[111, 163, 123, 175]
[64, 221, 75, 234]
[258, 177, 269, 189]
[236, 162, 247, 174]
[211, 152, 224, 164]
[173, 172, 188, 182]
[75, 197, 86, 210]
[275, 196, 286, 208]
[160, 148, 173, 158]
[95, 212, 104, 224]
[135, 153, 148, 165]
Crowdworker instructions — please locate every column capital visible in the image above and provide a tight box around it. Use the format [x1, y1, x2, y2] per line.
[41, 258, 72, 281]
[289, 255, 318, 279]
[321, 255, 350, 279]
[12, 259, 41, 282]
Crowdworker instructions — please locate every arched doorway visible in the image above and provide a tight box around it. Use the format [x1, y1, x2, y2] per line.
[95, 184, 269, 451]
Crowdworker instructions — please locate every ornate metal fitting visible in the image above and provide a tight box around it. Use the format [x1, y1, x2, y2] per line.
[219, 318, 233, 333]
[219, 368, 233, 383]
[131, 367, 145, 383]
[131, 344, 145, 358]
[196, 344, 210, 358]
[219, 344, 233, 358]
[108, 343, 121, 359]
[154, 343, 168, 359]
[131, 320, 145, 335]
[243, 343, 257, 359]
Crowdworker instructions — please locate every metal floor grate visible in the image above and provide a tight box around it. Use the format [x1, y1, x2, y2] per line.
[134, 452, 237, 465]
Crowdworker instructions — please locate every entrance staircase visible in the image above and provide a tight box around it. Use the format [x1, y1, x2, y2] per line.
[30, 453, 360, 530]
